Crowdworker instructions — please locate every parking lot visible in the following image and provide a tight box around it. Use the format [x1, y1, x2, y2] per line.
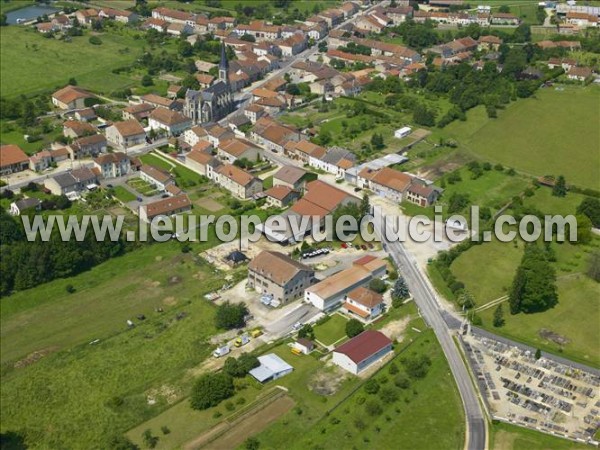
[462, 332, 600, 446]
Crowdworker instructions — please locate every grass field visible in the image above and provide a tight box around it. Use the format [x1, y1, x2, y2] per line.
[0, 242, 244, 448]
[449, 187, 600, 367]
[0, 26, 147, 97]
[112, 185, 137, 203]
[279, 329, 465, 450]
[140, 152, 204, 187]
[312, 314, 349, 346]
[489, 422, 590, 450]
[445, 86, 600, 190]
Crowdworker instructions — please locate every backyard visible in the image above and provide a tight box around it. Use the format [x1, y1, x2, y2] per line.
[312, 314, 349, 346]
[140, 152, 206, 188]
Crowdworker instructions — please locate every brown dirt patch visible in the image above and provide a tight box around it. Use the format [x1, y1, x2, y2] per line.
[378, 316, 410, 342]
[309, 364, 350, 396]
[195, 198, 224, 212]
[186, 395, 295, 450]
[539, 328, 570, 346]
[143, 279, 161, 288]
[146, 384, 180, 406]
[168, 275, 182, 285]
[163, 296, 177, 306]
[14, 347, 58, 369]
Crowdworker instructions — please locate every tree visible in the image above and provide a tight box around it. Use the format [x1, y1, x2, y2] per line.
[392, 277, 409, 304]
[190, 373, 234, 410]
[298, 324, 315, 340]
[360, 193, 370, 216]
[107, 435, 139, 450]
[394, 375, 410, 389]
[412, 104, 436, 127]
[364, 378, 380, 394]
[370, 133, 384, 150]
[21, 101, 36, 127]
[223, 354, 259, 377]
[458, 291, 475, 310]
[535, 348, 542, 360]
[346, 318, 364, 338]
[0, 13, 7, 27]
[379, 386, 399, 404]
[89, 36, 102, 45]
[215, 302, 248, 329]
[240, 33, 256, 43]
[245, 437, 260, 450]
[498, 5, 511, 13]
[68, 77, 78, 86]
[586, 250, 600, 282]
[178, 40, 193, 57]
[365, 399, 383, 416]
[574, 214, 593, 245]
[369, 278, 387, 294]
[552, 175, 567, 197]
[141, 74, 153, 87]
[577, 197, 600, 228]
[401, 354, 431, 379]
[142, 430, 158, 449]
[509, 244, 558, 314]
[493, 304, 505, 327]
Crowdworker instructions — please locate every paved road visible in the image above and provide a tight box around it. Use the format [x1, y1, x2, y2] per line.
[264, 302, 321, 339]
[374, 211, 487, 450]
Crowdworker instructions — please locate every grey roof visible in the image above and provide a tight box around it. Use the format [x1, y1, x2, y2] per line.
[15, 197, 42, 210]
[345, 154, 408, 178]
[321, 146, 355, 165]
[249, 353, 293, 382]
[52, 172, 78, 188]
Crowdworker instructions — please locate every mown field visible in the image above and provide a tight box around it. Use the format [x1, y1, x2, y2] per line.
[449, 188, 600, 367]
[0, 25, 148, 97]
[490, 422, 590, 450]
[445, 86, 600, 191]
[0, 241, 243, 448]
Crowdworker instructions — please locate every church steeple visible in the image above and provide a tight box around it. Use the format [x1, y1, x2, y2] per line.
[219, 42, 229, 84]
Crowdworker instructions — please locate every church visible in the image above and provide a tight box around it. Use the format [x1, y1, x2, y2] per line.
[184, 42, 235, 125]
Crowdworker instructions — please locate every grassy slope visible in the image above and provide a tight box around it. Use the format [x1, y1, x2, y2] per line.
[0, 26, 145, 98]
[445, 86, 600, 190]
[0, 242, 236, 448]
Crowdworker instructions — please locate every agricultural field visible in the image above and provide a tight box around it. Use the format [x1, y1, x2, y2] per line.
[444, 86, 600, 191]
[0, 241, 245, 448]
[449, 188, 600, 367]
[0, 25, 154, 98]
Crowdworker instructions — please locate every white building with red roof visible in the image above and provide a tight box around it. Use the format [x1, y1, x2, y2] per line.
[332, 330, 393, 374]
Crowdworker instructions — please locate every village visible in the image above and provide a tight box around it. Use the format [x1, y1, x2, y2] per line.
[0, 0, 599, 449]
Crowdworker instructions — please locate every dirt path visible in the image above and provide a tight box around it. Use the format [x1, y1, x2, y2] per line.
[183, 394, 295, 450]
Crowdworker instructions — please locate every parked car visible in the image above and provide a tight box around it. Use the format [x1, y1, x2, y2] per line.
[361, 244, 367, 250]
[137, 197, 143, 202]
[106, 183, 113, 188]
[161, 194, 169, 198]
[292, 322, 303, 331]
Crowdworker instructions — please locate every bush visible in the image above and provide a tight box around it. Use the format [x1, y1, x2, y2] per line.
[388, 362, 399, 375]
[364, 378, 380, 395]
[394, 375, 411, 389]
[401, 354, 432, 379]
[89, 36, 102, 45]
[161, 426, 170, 435]
[65, 284, 76, 294]
[379, 386, 399, 404]
[244, 437, 260, 450]
[364, 399, 383, 416]
[215, 302, 248, 329]
[345, 318, 364, 338]
[368, 278, 387, 293]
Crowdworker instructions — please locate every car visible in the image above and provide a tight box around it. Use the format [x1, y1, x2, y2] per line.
[292, 321, 303, 331]
[161, 194, 169, 198]
[361, 244, 367, 250]
[354, 187, 362, 192]
[137, 197, 143, 202]
[341, 243, 348, 249]
[367, 243, 374, 249]
[106, 183, 113, 189]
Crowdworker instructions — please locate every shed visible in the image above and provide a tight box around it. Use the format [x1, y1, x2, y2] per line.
[293, 338, 315, 355]
[249, 353, 293, 383]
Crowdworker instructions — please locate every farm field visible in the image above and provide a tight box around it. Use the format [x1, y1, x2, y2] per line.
[280, 329, 465, 450]
[0, 241, 241, 448]
[444, 86, 600, 190]
[489, 422, 590, 450]
[0, 26, 148, 98]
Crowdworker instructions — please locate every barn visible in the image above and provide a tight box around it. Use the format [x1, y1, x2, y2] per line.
[249, 354, 293, 383]
[332, 330, 392, 375]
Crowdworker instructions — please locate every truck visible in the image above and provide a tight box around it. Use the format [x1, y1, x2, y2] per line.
[213, 345, 230, 358]
[251, 328, 263, 338]
[235, 334, 250, 347]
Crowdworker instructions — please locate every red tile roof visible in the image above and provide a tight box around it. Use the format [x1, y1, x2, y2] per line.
[334, 330, 392, 364]
[0, 144, 29, 168]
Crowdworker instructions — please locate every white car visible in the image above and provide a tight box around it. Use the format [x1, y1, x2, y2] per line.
[292, 321, 303, 331]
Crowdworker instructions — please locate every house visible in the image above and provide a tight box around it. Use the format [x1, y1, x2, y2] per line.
[68, 134, 107, 159]
[264, 185, 298, 208]
[185, 149, 221, 179]
[9, 197, 42, 216]
[217, 138, 259, 164]
[490, 13, 520, 25]
[151, 7, 193, 24]
[214, 164, 263, 199]
[0, 144, 29, 175]
[93, 152, 130, 178]
[565, 12, 598, 28]
[305, 255, 387, 311]
[308, 146, 356, 178]
[247, 250, 315, 304]
[385, 6, 413, 24]
[141, 94, 177, 110]
[293, 338, 315, 355]
[139, 194, 192, 222]
[44, 167, 99, 196]
[98, 8, 137, 24]
[140, 164, 174, 191]
[74, 108, 97, 122]
[478, 35, 503, 51]
[332, 330, 393, 375]
[284, 140, 326, 163]
[273, 165, 308, 191]
[105, 120, 146, 149]
[358, 167, 413, 202]
[344, 286, 385, 321]
[204, 123, 235, 147]
[183, 125, 209, 147]
[567, 66, 593, 81]
[148, 108, 192, 136]
[123, 103, 155, 121]
[234, 20, 281, 41]
[63, 120, 96, 139]
[251, 117, 299, 153]
[405, 182, 440, 207]
[142, 17, 169, 32]
[355, 14, 387, 33]
[74, 8, 99, 26]
[249, 354, 293, 383]
[277, 33, 307, 57]
[167, 22, 193, 36]
[29, 150, 53, 172]
[52, 86, 93, 110]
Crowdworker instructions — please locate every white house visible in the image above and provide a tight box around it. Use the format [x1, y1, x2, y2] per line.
[332, 330, 393, 375]
[343, 286, 385, 321]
